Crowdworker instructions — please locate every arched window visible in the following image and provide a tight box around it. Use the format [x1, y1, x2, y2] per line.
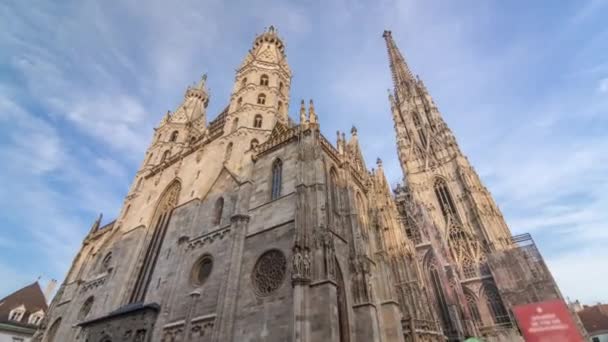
[225, 142, 233, 161]
[241, 77, 247, 88]
[260, 74, 269, 86]
[237, 97, 243, 108]
[462, 257, 477, 279]
[254, 114, 263, 128]
[434, 178, 457, 219]
[271, 159, 282, 200]
[214, 197, 224, 225]
[412, 112, 427, 146]
[101, 252, 112, 271]
[485, 286, 510, 324]
[428, 261, 454, 333]
[278, 101, 283, 112]
[78, 296, 94, 321]
[47, 318, 62, 342]
[161, 150, 171, 163]
[356, 192, 368, 236]
[250, 139, 259, 150]
[190, 136, 196, 144]
[231, 117, 239, 133]
[329, 168, 339, 213]
[279, 82, 284, 92]
[170, 130, 179, 142]
[257, 93, 266, 105]
[147, 152, 154, 164]
[465, 292, 482, 324]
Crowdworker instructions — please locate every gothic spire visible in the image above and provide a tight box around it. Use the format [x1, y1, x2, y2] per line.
[383, 30, 416, 99]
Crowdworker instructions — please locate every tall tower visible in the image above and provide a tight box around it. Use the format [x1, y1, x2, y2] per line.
[383, 30, 512, 282]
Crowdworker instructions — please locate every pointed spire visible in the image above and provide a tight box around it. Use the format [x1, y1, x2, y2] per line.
[299, 99, 307, 123]
[351, 125, 357, 136]
[88, 213, 103, 235]
[308, 99, 317, 124]
[382, 30, 416, 98]
[196, 73, 207, 90]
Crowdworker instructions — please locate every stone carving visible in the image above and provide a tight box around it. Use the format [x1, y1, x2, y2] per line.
[190, 317, 214, 341]
[162, 324, 184, 342]
[252, 249, 287, 296]
[292, 247, 311, 283]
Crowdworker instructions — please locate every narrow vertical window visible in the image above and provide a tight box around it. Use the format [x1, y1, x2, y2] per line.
[356, 192, 368, 236]
[330, 168, 339, 213]
[260, 74, 269, 86]
[465, 292, 482, 324]
[250, 139, 259, 150]
[254, 114, 263, 128]
[241, 77, 247, 88]
[412, 112, 427, 146]
[170, 130, 179, 142]
[225, 142, 233, 162]
[231, 117, 239, 133]
[237, 97, 243, 108]
[434, 178, 457, 219]
[161, 150, 171, 162]
[214, 197, 224, 225]
[257, 93, 266, 105]
[271, 159, 282, 200]
[279, 82, 284, 92]
[278, 101, 283, 112]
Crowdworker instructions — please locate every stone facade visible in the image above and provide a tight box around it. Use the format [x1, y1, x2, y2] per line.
[36, 27, 569, 342]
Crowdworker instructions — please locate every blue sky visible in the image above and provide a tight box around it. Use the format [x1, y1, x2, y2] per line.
[1, 0, 607, 303]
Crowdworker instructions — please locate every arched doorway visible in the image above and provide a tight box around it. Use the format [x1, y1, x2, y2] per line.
[335, 260, 350, 342]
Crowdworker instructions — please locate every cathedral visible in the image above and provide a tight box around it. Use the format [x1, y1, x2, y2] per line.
[35, 27, 574, 342]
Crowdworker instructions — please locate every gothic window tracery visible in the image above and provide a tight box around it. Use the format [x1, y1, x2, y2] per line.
[252, 249, 287, 296]
[434, 178, 457, 220]
[170, 130, 179, 142]
[254, 114, 263, 128]
[192, 255, 213, 285]
[484, 286, 510, 324]
[428, 260, 454, 333]
[260, 74, 269, 86]
[78, 296, 94, 321]
[465, 292, 482, 324]
[271, 159, 282, 200]
[462, 257, 477, 279]
[214, 197, 223, 225]
[257, 93, 266, 105]
[101, 252, 112, 271]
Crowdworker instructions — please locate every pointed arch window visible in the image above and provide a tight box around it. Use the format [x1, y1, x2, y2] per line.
[257, 93, 266, 105]
[465, 292, 482, 325]
[278, 101, 283, 112]
[225, 142, 233, 162]
[254, 114, 263, 128]
[78, 296, 94, 321]
[101, 252, 112, 271]
[170, 130, 179, 142]
[237, 97, 243, 108]
[260, 74, 269, 86]
[241, 77, 247, 89]
[462, 257, 478, 279]
[485, 286, 510, 324]
[434, 178, 457, 220]
[214, 197, 224, 225]
[161, 150, 171, 163]
[279, 82, 284, 92]
[329, 168, 339, 213]
[412, 112, 427, 147]
[428, 261, 454, 333]
[271, 159, 282, 200]
[231, 117, 239, 133]
[356, 192, 368, 237]
[147, 152, 154, 164]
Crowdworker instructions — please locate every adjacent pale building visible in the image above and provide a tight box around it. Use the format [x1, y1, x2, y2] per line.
[0, 282, 50, 342]
[35, 27, 577, 342]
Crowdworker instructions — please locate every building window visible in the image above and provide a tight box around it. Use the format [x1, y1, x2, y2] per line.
[161, 150, 171, 163]
[462, 257, 478, 279]
[485, 286, 510, 324]
[225, 142, 233, 161]
[191, 255, 213, 285]
[9, 306, 25, 322]
[412, 112, 427, 146]
[170, 130, 179, 142]
[257, 93, 266, 105]
[260, 74, 269, 86]
[278, 101, 283, 112]
[330, 168, 339, 213]
[250, 139, 259, 150]
[271, 159, 282, 200]
[356, 192, 368, 237]
[434, 178, 457, 220]
[237, 97, 243, 108]
[252, 249, 287, 296]
[101, 252, 112, 271]
[279, 82, 284, 92]
[46, 317, 62, 342]
[241, 77, 247, 88]
[78, 296, 94, 321]
[465, 292, 482, 324]
[253, 114, 263, 128]
[231, 117, 239, 133]
[429, 262, 454, 333]
[214, 197, 224, 225]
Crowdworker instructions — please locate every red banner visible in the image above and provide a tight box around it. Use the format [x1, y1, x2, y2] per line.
[512, 299, 584, 342]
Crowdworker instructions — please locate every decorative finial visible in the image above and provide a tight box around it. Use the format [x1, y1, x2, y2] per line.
[376, 158, 383, 167]
[196, 73, 207, 89]
[382, 30, 392, 38]
[351, 126, 357, 135]
[308, 99, 317, 123]
[269, 25, 275, 33]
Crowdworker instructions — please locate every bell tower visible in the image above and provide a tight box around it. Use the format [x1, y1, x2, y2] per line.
[383, 30, 512, 278]
[226, 25, 292, 135]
